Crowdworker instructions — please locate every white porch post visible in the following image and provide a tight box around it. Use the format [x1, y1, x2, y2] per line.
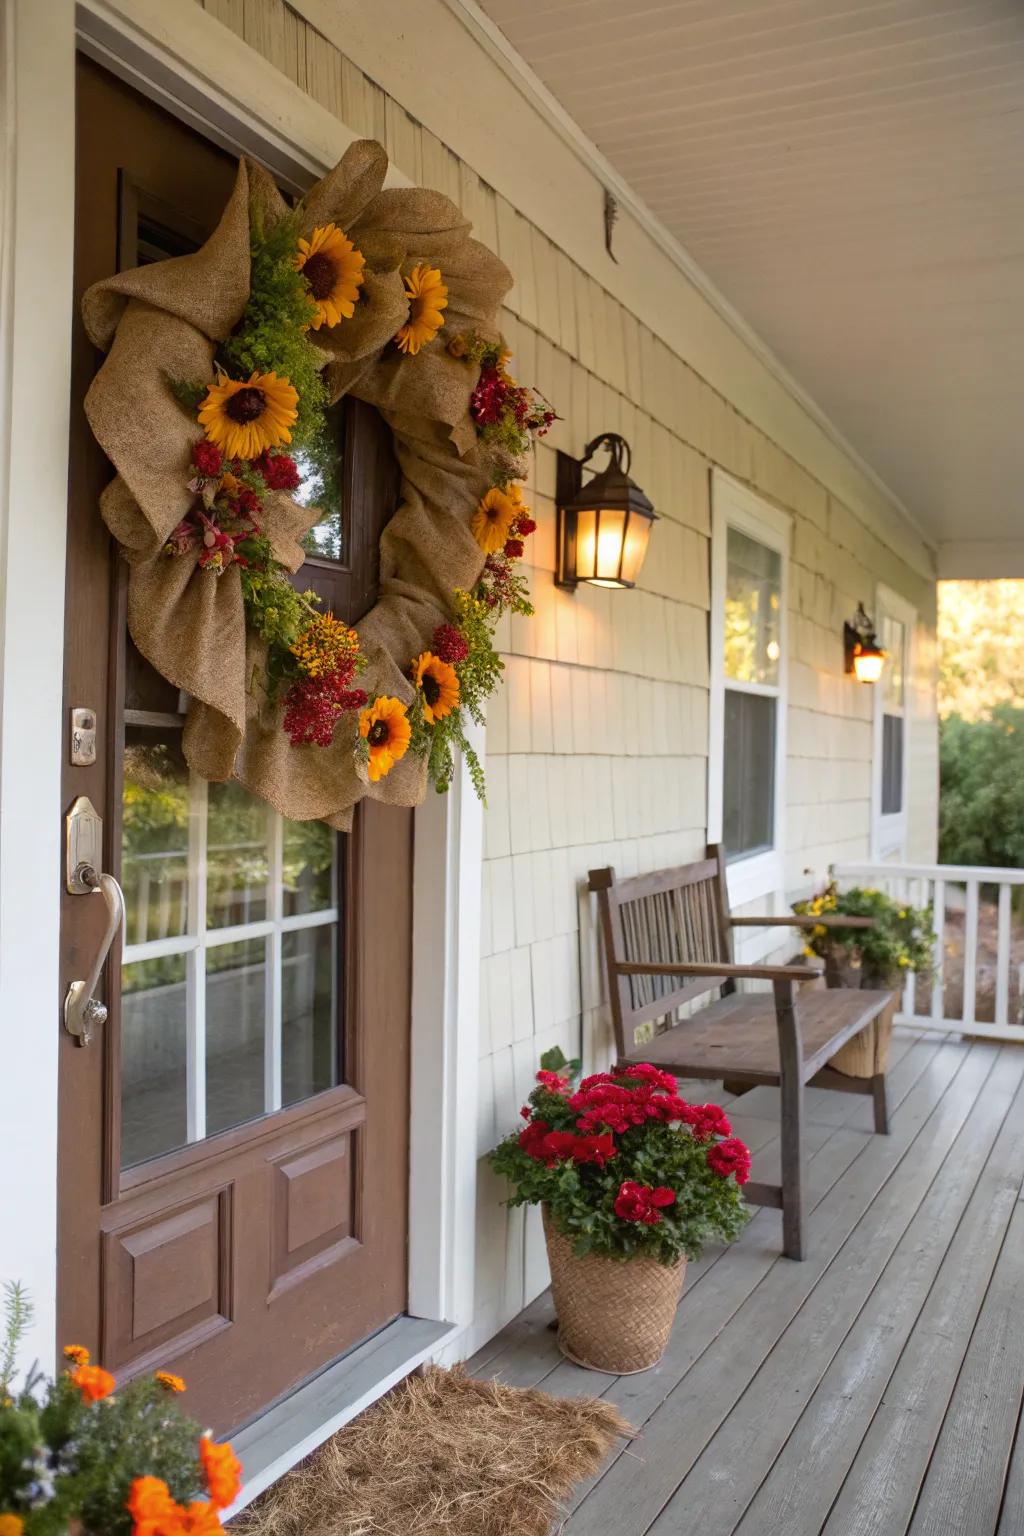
[0, 0, 76, 1371]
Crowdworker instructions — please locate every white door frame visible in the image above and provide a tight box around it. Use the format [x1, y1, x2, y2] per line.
[0, 0, 482, 1374]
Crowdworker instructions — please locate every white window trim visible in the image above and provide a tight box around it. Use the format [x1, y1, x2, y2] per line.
[872, 583, 916, 860]
[707, 471, 791, 910]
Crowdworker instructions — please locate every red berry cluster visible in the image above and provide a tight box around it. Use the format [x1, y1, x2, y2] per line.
[432, 622, 470, 665]
[282, 673, 368, 748]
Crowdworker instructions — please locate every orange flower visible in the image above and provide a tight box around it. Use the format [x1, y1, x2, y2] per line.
[154, 1371, 186, 1393]
[358, 696, 412, 782]
[63, 1344, 90, 1367]
[126, 1476, 180, 1536]
[0, 1515, 25, 1536]
[69, 1363, 115, 1402]
[470, 487, 518, 554]
[412, 652, 460, 725]
[199, 1436, 243, 1510]
[180, 1502, 224, 1536]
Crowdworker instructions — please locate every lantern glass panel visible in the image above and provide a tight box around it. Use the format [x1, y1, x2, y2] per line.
[594, 507, 627, 584]
[620, 511, 652, 586]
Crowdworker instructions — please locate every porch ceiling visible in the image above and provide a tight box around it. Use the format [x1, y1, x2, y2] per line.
[470, 0, 1024, 576]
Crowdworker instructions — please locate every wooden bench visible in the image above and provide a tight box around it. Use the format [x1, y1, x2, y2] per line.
[589, 847, 893, 1260]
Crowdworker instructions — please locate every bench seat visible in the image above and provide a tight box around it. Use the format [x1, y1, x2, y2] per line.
[623, 987, 893, 1087]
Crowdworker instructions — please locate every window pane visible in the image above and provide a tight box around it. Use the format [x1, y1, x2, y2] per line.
[282, 926, 338, 1106]
[297, 400, 345, 562]
[723, 690, 776, 860]
[881, 614, 906, 711]
[206, 781, 271, 929]
[121, 954, 188, 1169]
[283, 819, 336, 917]
[882, 714, 904, 815]
[206, 938, 267, 1136]
[725, 528, 782, 685]
[122, 731, 190, 945]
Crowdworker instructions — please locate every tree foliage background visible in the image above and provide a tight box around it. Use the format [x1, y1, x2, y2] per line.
[939, 581, 1024, 868]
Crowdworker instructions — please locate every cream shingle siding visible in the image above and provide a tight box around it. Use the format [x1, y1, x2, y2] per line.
[200, 0, 939, 1342]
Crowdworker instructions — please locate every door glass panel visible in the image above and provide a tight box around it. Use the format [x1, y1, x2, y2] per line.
[120, 759, 342, 1170]
[283, 818, 336, 916]
[121, 954, 188, 1168]
[282, 926, 338, 1106]
[122, 730, 191, 944]
[723, 690, 777, 860]
[206, 937, 268, 1136]
[207, 780, 271, 928]
[724, 528, 782, 686]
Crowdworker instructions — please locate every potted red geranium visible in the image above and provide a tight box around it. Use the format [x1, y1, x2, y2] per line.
[489, 1051, 750, 1373]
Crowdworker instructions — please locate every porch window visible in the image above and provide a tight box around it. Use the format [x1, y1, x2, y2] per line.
[873, 589, 914, 854]
[708, 472, 790, 907]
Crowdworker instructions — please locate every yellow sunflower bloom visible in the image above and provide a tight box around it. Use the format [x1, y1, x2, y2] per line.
[471, 487, 518, 553]
[359, 696, 411, 782]
[412, 651, 460, 725]
[296, 223, 366, 330]
[198, 371, 298, 461]
[395, 264, 448, 355]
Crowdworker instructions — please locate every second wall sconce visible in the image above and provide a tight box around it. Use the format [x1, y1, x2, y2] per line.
[844, 603, 886, 683]
[555, 433, 657, 590]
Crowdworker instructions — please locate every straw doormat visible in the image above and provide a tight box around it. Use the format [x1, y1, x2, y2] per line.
[233, 1365, 632, 1536]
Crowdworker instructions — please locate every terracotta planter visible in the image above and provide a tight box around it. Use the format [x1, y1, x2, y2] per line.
[542, 1208, 686, 1374]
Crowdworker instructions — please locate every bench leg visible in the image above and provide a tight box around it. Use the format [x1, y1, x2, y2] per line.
[780, 1064, 806, 1260]
[872, 1073, 890, 1135]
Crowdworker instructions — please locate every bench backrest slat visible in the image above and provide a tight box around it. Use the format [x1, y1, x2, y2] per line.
[589, 845, 735, 1057]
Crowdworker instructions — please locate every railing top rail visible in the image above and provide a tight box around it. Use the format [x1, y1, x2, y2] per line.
[833, 861, 1024, 886]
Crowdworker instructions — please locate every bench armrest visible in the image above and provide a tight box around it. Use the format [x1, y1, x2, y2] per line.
[730, 915, 875, 930]
[615, 959, 824, 982]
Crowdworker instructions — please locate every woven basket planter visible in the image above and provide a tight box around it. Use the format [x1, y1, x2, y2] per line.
[814, 957, 897, 1078]
[542, 1208, 686, 1374]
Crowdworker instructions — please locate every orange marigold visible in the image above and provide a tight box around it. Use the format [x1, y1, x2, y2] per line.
[199, 1436, 243, 1510]
[289, 612, 361, 681]
[62, 1344, 90, 1367]
[70, 1363, 115, 1402]
[154, 1371, 186, 1393]
[126, 1476, 179, 1536]
[0, 1515, 25, 1536]
[180, 1502, 224, 1536]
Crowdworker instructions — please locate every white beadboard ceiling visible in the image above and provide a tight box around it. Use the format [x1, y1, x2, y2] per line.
[471, 0, 1024, 574]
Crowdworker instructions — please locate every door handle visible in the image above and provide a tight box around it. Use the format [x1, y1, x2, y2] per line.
[64, 868, 125, 1046]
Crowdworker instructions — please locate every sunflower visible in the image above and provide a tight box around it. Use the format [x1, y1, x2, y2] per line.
[412, 651, 460, 725]
[395, 264, 448, 355]
[198, 371, 298, 461]
[359, 696, 412, 782]
[471, 486, 518, 553]
[296, 223, 366, 330]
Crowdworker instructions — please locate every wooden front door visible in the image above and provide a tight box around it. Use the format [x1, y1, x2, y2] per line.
[58, 58, 411, 1435]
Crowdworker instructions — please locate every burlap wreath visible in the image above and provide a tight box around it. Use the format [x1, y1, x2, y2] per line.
[81, 139, 516, 830]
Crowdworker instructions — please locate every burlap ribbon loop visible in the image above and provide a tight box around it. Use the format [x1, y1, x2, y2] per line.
[82, 139, 514, 828]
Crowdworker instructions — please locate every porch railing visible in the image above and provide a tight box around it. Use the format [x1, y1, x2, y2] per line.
[832, 862, 1024, 1044]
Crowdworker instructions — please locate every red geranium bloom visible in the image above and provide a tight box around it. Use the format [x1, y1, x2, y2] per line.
[503, 538, 525, 559]
[622, 1064, 678, 1093]
[518, 1119, 551, 1158]
[535, 1069, 570, 1093]
[681, 1103, 733, 1141]
[191, 440, 223, 478]
[706, 1136, 752, 1185]
[614, 1180, 674, 1225]
[252, 449, 301, 491]
[571, 1133, 616, 1167]
[514, 516, 537, 537]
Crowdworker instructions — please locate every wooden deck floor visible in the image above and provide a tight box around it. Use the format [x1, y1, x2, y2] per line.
[466, 1031, 1024, 1536]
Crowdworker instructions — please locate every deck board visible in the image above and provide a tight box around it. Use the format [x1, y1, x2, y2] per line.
[466, 1031, 1024, 1536]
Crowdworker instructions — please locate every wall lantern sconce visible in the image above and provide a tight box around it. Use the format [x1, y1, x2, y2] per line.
[844, 603, 886, 683]
[555, 433, 658, 590]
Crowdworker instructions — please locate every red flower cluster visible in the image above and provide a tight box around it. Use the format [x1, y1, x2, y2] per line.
[535, 1068, 570, 1093]
[469, 362, 557, 441]
[614, 1180, 676, 1225]
[191, 440, 223, 479]
[282, 675, 368, 747]
[706, 1137, 752, 1185]
[432, 622, 470, 665]
[518, 1120, 617, 1168]
[251, 449, 301, 491]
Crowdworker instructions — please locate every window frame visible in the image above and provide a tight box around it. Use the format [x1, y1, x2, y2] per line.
[871, 583, 915, 859]
[707, 471, 791, 909]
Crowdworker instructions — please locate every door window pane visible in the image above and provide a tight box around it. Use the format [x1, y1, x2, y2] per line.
[121, 954, 188, 1169]
[206, 937, 267, 1137]
[881, 614, 906, 711]
[207, 780, 271, 928]
[725, 528, 781, 685]
[122, 732, 190, 945]
[282, 926, 338, 1106]
[723, 691, 776, 860]
[882, 713, 904, 815]
[283, 819, 336, 916]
